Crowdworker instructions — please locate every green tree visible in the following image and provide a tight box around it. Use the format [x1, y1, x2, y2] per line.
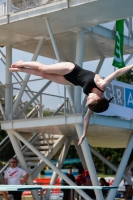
[93, 148, 125, 175]
[116, 70, 133, 84]
[0, 127, 15, 161]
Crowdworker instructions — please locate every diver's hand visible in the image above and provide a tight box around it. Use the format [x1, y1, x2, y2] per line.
[11, 60, 24, 68]
[78, 135, 85, 145]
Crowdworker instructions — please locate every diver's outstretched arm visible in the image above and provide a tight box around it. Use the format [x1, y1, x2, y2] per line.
[78, 108, 92, 145]
[102, 64, 133, 89]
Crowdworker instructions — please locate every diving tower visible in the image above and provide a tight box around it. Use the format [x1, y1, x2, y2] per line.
[0, 1, 133, 200]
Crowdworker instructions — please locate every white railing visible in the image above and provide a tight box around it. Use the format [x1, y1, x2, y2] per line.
[0, 3, 6, 16]
[0, 0, 67, 16]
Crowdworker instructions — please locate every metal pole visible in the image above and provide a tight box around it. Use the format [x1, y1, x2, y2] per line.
[0, 101, 6, 120]
[74, 29, 84, 113]
[14, 81, 51, 119]
[7, 131, 39, 200]
[5, 45, 12, 119]
[107, 133, 133, 200]
[74, 28, 104, 200]
[11, 130, 92, 200]
[50, 136, 72, 182]
[90, 146, 133, 186]
[45, 17, 76, 113]
[40, 94, 43, 117]
[76, 124, 104, 200]
[66, 86, 76, 113]
[125, 161, 133, 174]
[64, 86, 66, 115]
[31, 136, 67, 179]
[125, 18, 133, 38]
[45, 17, 61, 62]
[38, 103, 41, 118]
[13, 38, 45, 116]
[73, 139, 87, 170]
[45, 137, 72, 199]
[95, 57, 105, 74]
[125, 52, 133, 65]
[6, 0, 12, 14]
[5, 45, 39, 200]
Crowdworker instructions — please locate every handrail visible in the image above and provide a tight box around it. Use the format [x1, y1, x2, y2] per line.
[0, 135, 9, 147]
[0, 0, 65, 16]
[0, 50, 40, 105]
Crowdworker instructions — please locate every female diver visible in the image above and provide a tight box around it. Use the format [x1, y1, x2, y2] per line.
[9, 61, 133, 145]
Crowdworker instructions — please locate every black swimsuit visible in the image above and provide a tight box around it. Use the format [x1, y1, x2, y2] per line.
[64, 64, 104, 95]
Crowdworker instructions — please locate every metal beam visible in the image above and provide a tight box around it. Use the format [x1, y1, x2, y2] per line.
[45, 136, 72, 199]
[0, 101, 6, 120]
[13, 38, 45, 116]
[73, 138, 87, 170]
[11, 130, 94, 200]
[45, 16, 76, 113]
[66, 86, 76, 113]
[125, 161, 133, 174]
[95, 57, 105, 74]
[0, 133, 38, 175]
[0, 139, 10, 152]
[5, 45, 12, 119]
[85, 25, 133, 47]
[0, 49, 39, 106]
[125, 18, 133, 38]
[14, 72, 39, 105]
[75, 124, 104, 200]
[7, 130, 39, 200]
[45, 17, 60, 62]
[31, 135, 67, 179]
[74, 29, 84, 113]
[125, 52, 133, 65]
[14, 80, 51, 119]
[107, 133, 133, 200]
[90, 146, 133, 186]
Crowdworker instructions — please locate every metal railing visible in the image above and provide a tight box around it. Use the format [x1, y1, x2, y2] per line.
[0, 83, 70, 120]
[0, 0, 67, 16]
[0, 50, 71, 120]
[0, 135, 10, 151]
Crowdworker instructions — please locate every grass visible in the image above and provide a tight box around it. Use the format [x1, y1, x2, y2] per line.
[98, 174, 115, 178]
[40, 174, 115, 179]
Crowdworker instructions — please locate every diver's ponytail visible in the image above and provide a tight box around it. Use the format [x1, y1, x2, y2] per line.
[108, 97, 114, 103]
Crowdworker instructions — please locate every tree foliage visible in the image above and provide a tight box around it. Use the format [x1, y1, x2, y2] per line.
[116, 70, 133, 84]
[0, 127, 15, 161]
[93, 147, 125, 174]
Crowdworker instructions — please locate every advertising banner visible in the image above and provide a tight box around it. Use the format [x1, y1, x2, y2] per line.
[112, 20, 125, 68]
[100, 80, 133, 119]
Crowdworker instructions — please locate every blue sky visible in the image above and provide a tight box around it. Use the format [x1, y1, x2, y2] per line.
[0, 47, 116, 93]
[0, 2, 133, 109]
[0, 47, 132, 110]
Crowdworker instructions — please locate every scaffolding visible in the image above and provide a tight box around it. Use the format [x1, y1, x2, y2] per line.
[0, 0, 133, 200]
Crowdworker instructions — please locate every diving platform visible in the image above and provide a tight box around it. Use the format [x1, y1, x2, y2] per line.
[1, 114, 132, 148]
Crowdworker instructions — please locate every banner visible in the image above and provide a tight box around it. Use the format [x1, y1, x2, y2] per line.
[112, 20, 125, 68]
[100, 80, 133, 119]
